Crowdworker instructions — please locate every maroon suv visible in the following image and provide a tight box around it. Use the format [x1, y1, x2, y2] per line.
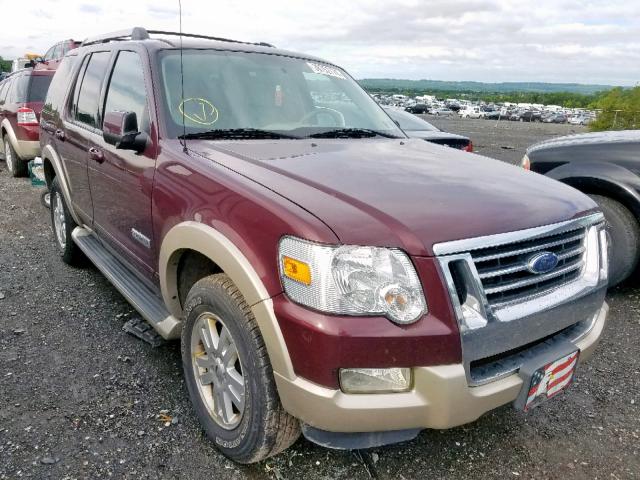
[0, 69, 54, 176]
[40, 28, 609, 463]
[35, 39, 81, 71]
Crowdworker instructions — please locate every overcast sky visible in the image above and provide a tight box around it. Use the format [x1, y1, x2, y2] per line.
[0, 0, 637, 85]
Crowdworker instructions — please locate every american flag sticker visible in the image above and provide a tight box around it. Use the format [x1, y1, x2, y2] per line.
[524, 351, 579, 411]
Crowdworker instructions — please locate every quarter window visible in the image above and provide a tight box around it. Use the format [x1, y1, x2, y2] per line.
[104, 51, 149, 134]
[74, 52, 111, 128]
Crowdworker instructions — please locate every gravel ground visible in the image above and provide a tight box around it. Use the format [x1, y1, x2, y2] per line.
[1, 120, 639, 479]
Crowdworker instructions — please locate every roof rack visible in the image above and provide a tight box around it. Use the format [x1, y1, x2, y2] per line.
[81, 26, 274, 48]
[81, 27, 150, 46]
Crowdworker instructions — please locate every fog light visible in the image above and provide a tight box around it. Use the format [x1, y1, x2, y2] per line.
[339, 368, 411, 393]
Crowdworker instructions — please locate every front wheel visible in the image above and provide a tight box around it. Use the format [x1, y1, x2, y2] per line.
[182, 274, 300, 463]
[589, 194, 640, 286]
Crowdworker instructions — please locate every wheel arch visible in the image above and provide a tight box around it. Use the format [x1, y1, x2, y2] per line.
[560, 177, 640, 220]
[545, 162, 640, 220]
[159, 221, 295, 379]
[0, 118, 18, 154]
[40, 144, 82, 225]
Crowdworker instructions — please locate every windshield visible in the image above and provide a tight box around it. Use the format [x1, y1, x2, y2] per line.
[158, 49, 403, 139]
[385, 108, 439, 132]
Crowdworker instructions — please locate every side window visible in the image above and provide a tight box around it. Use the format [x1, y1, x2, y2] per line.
[51, 44, 62, 60]
[44, 55, 77, 115]
[0, 81, 8, 106]
[104, 51, 150, 134]
[43, 46, 56, 61]
[74, 52, 111, 128]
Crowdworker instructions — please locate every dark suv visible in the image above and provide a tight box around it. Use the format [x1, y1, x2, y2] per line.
[41, 27, 609, 463]
[0, 69, 54, 176]
[523, 130, 640, 286]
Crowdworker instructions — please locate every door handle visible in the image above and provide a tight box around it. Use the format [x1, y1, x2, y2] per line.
[88, 147, 104, 163]
[55, 129, 65, 141]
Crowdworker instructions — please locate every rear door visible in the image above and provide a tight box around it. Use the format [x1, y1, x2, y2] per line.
[61, 51, 112, 224]
[87, 48, 157, 280]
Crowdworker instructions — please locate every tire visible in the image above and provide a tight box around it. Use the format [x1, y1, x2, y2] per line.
[4, 138, 27, 177]
[41, 189, 51, 209]
[182, 274, 300, 463]
[589, 194, 640, 286]
[50, 177, 83, 265]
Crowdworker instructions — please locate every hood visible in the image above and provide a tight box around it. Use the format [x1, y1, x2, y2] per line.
[528, 129, 640, 153]
[190, 138, 597, 256]
[404, 130, 470, 142]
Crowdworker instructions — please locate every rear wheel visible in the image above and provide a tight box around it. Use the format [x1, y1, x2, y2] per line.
[182, 274, 300, 463]
[589, 194, 640, 286]
[4, 139, 27, 177]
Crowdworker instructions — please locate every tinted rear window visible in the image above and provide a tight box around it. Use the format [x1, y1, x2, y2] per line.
[27, 75, 53, 102]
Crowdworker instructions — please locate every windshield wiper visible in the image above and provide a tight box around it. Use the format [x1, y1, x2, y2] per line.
[308, 128, 400, 139]
[179, 128, 300, 140]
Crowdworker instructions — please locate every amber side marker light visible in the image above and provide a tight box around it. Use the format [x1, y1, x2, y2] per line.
[282, 256, 312, 285]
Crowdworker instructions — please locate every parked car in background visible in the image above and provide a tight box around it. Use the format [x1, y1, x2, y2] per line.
[385, 107, 472, 151]
[523, 129, 640, 285]
[568, 115, 591, 126]
[41, 27, 609, 464]
[430, 106, 454, 116]
[35, 39, 81, 71]
[510, 110, 541, 122]
[405, 103, 429, 114]
[483, 110, 502, 120]
[0, 69, 54, 176]
[459, 106, 483, 119]
[542, 113, 568, 124]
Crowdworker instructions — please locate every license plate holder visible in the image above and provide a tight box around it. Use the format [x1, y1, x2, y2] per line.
[514, 342, 580, 412]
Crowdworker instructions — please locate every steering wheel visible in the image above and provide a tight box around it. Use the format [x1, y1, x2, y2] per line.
[300, 106, 345, 128]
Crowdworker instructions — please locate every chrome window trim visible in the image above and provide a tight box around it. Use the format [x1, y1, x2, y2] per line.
[433, 212, 604, 256]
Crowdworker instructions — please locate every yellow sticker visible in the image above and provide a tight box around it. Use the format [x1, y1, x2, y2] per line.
[178, 98, 219, 125]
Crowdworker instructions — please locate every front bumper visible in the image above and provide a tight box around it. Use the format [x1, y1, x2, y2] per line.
[275, 301, 607, 434]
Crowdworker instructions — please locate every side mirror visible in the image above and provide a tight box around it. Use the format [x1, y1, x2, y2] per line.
[103, 111, 148, 153]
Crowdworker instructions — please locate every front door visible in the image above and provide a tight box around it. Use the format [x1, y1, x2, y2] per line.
[87, 49, 157, 281]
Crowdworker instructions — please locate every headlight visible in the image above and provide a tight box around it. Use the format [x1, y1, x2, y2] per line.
[521, 154, 531, 170]
[278, 236, 427, 324]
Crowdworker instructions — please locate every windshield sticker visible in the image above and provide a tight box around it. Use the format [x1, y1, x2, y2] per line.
[178, 98, 219, 125]
[307, 62, 346, 80]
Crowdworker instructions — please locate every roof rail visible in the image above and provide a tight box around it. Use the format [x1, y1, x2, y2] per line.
[81, 27, 150, 46]
[81, 27, 274, 48]
[146, 30, 274, 47]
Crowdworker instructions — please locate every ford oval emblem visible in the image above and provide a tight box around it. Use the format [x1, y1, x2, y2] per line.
[527, 252, 559, 275]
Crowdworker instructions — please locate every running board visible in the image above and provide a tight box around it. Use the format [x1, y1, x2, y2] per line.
[71, 227, 182, 339]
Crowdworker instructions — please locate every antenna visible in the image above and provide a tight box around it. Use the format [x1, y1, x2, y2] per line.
[179, 0, 188, 153]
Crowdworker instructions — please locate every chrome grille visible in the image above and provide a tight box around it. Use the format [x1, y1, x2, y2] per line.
[471, 227, 587, 309]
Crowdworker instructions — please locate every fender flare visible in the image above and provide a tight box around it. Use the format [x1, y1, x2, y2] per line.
[545, 161, 640, 218]
[0, 118, 19, 155]
[159, 221, 295, 380]
[40, 144, 83, 225]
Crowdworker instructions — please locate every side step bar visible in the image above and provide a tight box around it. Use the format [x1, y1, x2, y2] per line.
[72, 227, 182, 339]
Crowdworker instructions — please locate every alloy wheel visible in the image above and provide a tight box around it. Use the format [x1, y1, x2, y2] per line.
[4, 140, 13, 173]
[52, 192, 67, 249]
[191, 312, 246, 430]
